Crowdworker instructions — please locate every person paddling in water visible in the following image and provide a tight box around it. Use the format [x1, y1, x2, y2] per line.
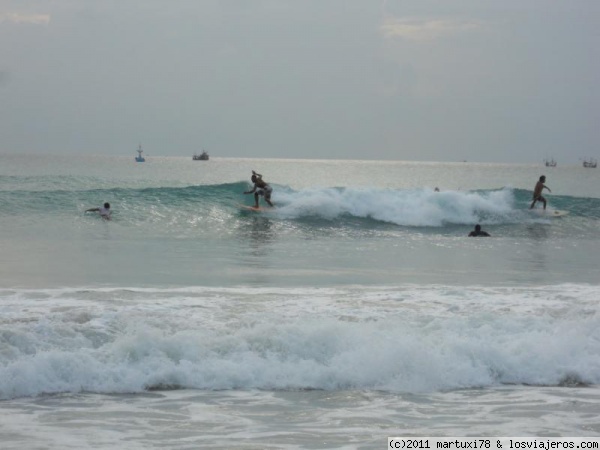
[86, 202, 111, 220]
[468, 224, 490, 237]
[244, 170, 274, 208]
[530, 175, 551, 210]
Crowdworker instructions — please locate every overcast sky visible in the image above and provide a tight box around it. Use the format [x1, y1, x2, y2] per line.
[1, 0, 598, 163]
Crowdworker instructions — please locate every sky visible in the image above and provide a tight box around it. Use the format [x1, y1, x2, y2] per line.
[1, 0, 599, 163]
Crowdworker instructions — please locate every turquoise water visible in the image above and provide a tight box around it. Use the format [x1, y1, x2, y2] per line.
[1, 155, 599, 288]
[1, 155, 599, 446]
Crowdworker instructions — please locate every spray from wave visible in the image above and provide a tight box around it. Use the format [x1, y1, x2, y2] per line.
[272, 187, 516, 226]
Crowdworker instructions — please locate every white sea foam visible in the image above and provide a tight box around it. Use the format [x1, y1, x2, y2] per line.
[273, 187, 516, 226]
[1, 284, 598, 400]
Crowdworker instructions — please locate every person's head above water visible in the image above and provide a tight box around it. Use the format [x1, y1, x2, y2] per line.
[539, 175, 546, 182]
[104, 202, 110, 209]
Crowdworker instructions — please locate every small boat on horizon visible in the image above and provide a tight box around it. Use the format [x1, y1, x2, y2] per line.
[583, 157, 597, 168]
[544, 158, 557, 167]
[135, 144, 145, 162]
[193, 150, 209, 161]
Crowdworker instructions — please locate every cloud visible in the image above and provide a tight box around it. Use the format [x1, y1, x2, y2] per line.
[0, 12, 50, 25]
[381, 17, 481, 41]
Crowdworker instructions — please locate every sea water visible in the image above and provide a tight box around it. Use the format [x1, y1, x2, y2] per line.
[0, 155, 599, 448]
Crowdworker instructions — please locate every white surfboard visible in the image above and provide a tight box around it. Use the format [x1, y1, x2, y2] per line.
[529, 208, 569, 218]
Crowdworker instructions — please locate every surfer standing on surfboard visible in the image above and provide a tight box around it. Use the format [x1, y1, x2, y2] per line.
[244, 170, 274, 208]
[530, 175, 551, 210]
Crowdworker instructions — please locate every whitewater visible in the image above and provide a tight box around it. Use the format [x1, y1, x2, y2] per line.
[1, 155, 599, 448]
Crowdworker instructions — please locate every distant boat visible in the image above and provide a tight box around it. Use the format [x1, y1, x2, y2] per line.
[193, 150, 209, 161]
[544, 158, 557, 167]
[135, 144, 145, 162]
[583, 157, 597, 168]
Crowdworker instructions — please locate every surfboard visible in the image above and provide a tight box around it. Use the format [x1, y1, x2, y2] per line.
[529, 209, 569, 218]
[238, 204, 273, 212]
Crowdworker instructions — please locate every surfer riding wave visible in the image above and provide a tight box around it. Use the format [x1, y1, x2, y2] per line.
[244, 170, 274, 208]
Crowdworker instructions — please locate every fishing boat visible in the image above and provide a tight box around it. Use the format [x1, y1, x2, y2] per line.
[583, 158, 597, 168]
[544, 158, 557, 167]
[135, 144, 145, 162]
[193, 150, 209, 161]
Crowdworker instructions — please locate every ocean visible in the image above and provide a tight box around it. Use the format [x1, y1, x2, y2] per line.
[1, 155, 599, 448]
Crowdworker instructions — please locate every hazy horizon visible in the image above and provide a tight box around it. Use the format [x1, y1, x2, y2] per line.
[1, 0, 598, 164]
